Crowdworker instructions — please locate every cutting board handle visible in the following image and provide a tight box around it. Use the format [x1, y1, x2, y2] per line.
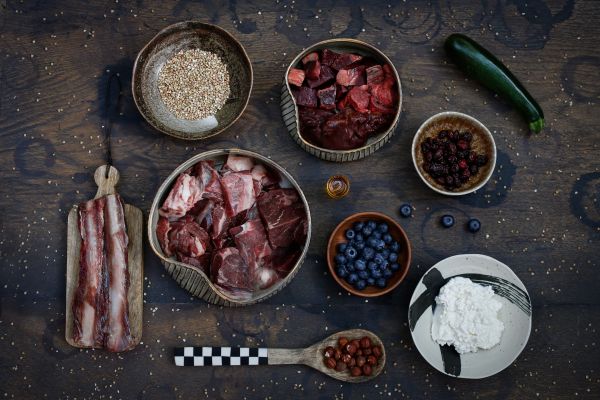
[94, 165, 120, 199]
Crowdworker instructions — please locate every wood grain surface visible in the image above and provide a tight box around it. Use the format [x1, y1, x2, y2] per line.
[1, 0, 599, 399]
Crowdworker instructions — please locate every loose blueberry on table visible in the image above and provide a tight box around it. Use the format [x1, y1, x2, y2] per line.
[334, 220, 402, 291]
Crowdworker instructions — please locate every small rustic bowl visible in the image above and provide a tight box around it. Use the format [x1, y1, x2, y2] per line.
[326, 212, 411, 297]
[132, 21, 252, 140]
[148, 149, 311, 306]
[412, 111, 496, 196]
[281, 39, 403, 162]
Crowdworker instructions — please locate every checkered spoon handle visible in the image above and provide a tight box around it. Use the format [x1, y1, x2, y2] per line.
[174, 347, 306, 367]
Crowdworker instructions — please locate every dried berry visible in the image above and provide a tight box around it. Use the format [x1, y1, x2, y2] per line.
[338, 337, 349, 348]
[367, 355, 378, 366]
[362, 364, 373, 376]
[360, 336, 371, 349]
[356, 355, 366, 367]
[351, 366, 362, 377]
[372, 346, 382, 358]
[341, 353, 352, 364]
[324, 346, 335, 358]
[325, 357, 337, 369]
[345, 343, 357, 355]
[335, 361, 347, 372]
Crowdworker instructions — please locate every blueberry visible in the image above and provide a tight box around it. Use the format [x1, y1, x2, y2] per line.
[383, 268, 393, 278]
[390, 263, 400, 271]
[441, 214, 455, 228]
[377, 223, 389, 233]
[354, 259, 366, 271]
[374, 253, 386, 264]
[362, 227, 373, 236]
[354, 233, 364, 243]
[382, 233, 393, 244]
[358, 270, 369, 280]
[367, 237, 378, 249]
[367, 221, 377, 230]
[399, 203, 412, 218]
[389, 252, 398, 262]
[346, 263, 356, 272]
[376, 278, 387, 288]
[336, 266, 348, 278]
[367, 277, 375, 286]
[354, 241, 365, 251]
[362, 247, 375, 260]
[335, 254, 347, 264]
[337, 243, 348, 253]
[345, 229, 356, 240]
[390, 241, 400, 252]
[379, 259, 389, 269]
[371, 269, 383, 279]
[381, 249, 390, 258]
[355, 279, 367, 290]
[368, 261, 379, 271]
[468, 218, 481, 233]
[375, 240, 386, 251]
[372, 231, 382, 240]
[345, 246, 357, 259]
[347, 273, 359, 284]
[353, 221, 365, 231]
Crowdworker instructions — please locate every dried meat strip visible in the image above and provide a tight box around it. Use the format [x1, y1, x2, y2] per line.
[72, 197, 107, 348]
[104, 194, 133, 352]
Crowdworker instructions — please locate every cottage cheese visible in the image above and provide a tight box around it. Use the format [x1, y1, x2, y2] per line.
[431, 277, 504, 354]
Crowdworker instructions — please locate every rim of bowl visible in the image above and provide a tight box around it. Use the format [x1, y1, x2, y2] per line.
[326, 211, 411, 297]
[284, 38, 403, 156]
[147, 148, 312, 305]
[411, 111, 497, 196]
[132, 21, 253, 140]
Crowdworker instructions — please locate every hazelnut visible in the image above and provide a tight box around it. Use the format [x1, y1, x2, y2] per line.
[362, 364, 372, 376]
[324, 358, 336, 369]
[341, 353, 352, 364]
[338, 337, 349, 347]
[345, 343, 357, 355]
[323, 346, 335, 358]
[363, 348, 372, 356]
[335, 361, 347, 372]
[351, 339, 361, 349]
[356, 349, 363, 356]
[334, 348, 342, 360]
[348, 357, 356, 367]
[372, 345, 382, 358]
[356, 356, 366, 367]
[360, 336, 371, 349]
[350, 366, 362, 377]
[367, 355, 378, 366]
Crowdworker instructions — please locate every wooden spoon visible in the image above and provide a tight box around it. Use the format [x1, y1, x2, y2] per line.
[65, 165, 144, 350]
[174, 329, 386, 382]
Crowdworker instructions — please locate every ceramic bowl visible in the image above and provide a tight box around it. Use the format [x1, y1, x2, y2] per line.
[281, 39, 402, 162]
[326, 212, 411, 297]
[408, 254, 532, 379]
[411, 111, 496, 195]
[132, 21, 252, 140]
[148, 149, 311, 306]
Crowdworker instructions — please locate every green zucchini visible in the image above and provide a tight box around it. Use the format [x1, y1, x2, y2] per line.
[444, 34, 544, 133]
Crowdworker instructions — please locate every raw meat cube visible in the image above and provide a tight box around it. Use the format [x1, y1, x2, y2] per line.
[168, 217, 212, 259]
[160, 173, 203, 220]
[220, 171, 256, 217]
[211, 247, 252, 291]
[336, 84, 348, 101]
[307, 65, 335, 89]
[193, 160, 223, 203]
[347, 85, 371, 113]
[156, 216, 172, 256]
[210, 203, 230, 239]
[230, 219, 276, 290]
[331, 52, 363, 71]
[225, 154, 254, 172]
[366, 65, 384, 84]
[321, 49, 340, 69]
[287, 68, 305, 87]
[302, 52, 319, 64]
[336, 65, 366, 87]
[305, 60, 321, 80]
[257, 189, 307, 248]
[317, 84, 337, 110]
[292, 86, 317, 108]
[251, 164, 279, 189]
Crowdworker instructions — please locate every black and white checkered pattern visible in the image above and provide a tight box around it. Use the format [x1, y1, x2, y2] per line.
[174, 347, 268, 366]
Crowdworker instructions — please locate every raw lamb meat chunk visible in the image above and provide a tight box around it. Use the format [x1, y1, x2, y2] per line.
[292, 86, 317, 108]
[288, 68, 305, 87]
[317, 84, 337, 110]
[346, 86, 371, 113]
[220, 171, 256, 217]
[194, 161, 224, 202]
[156, 216, 172, 256]
[307, 65, 335, 89]
[257, 189, 307, 248]
[251, 164, 279, 189]
[336, 65, 366, 87]
[160, 173, 203, 219]
[211, 247, 252, 291]
[302, 52, 319, 64]
[366, 65, 384, 84]
[305, 60, 321, 80]
[168, 217, 212, 259]
[224, 154, 254, 172]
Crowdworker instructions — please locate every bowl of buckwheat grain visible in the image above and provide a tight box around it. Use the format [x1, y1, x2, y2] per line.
[133, 21, 253, 140]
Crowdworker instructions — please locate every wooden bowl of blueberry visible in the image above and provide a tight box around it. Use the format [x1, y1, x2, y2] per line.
[326, 212, 411, 297]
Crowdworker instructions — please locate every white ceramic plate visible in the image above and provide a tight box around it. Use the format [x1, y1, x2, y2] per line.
[408, 254, 532, 379]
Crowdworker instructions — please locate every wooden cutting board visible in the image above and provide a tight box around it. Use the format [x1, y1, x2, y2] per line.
[65, 165, 144, 350]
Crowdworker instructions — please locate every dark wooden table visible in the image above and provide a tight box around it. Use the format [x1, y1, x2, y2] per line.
[1, 1, 599, 398]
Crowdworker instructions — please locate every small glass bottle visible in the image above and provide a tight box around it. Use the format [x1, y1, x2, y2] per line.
[326, 175, 350, 199]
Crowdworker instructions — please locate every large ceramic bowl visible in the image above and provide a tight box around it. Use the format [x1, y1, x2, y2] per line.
[408, 254, 532, 379]
[148, 149, 311, 306]
[281, 38, 402, 162]
[133, 21, 253, 140]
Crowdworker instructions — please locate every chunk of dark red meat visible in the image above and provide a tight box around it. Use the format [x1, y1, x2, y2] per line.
[369, 79, 397, 114]
[366, 65, 384, 84]
[257, 188, 307, 249]
[346, 85, 371, 113]
[188, 198, 214, 230]
[211, 247, 252, 291]
[159, 173, 203, 220]
[304, 60, 321, 80]
[287, 68, 305, 87]
[272, 246, 301, 275]
[321, 49, 340, 69]
[193, 160, 223, 203]
[292, 86, 317, 108]
[297, 107, 335, 146]
[302, 52, 319, 65]
[168, 216, 212, 260]
[317, 84, 336, 110]
[306, 65, 335, 89]
[156, 216, 172, 256]
[336, 65, 366, 87]
[230, 219, 277, 290]
[220, 171, 256, 217]
[178, 253, 211, 275]
[320, 108, 370, 150]
[362, 111, 395, 136]
[210, 203, 230, 239]
[251, 164, 279, 189]
[336, 84, 348, 101]
[330, 52, 362, 71]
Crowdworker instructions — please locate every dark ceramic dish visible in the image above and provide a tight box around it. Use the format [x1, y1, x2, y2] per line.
[132, 21, 252, 140]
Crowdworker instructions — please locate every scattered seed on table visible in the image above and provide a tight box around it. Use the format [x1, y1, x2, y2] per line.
[158, 49, 230, 120]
